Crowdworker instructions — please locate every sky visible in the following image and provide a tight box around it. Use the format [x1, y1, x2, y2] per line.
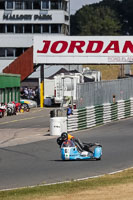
[70, 0, 102, 14]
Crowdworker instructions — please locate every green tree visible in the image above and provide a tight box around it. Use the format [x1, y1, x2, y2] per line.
[99, 0, 131, 35]
[70, 5, 122, 36]
[100, 0, 121, 11]
[121, 0, 133, 34]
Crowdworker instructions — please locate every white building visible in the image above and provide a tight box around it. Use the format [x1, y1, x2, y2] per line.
[0, 0, 70, 73]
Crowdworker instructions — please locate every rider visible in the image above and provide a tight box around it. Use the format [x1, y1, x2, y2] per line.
[57, 132, 93, 153]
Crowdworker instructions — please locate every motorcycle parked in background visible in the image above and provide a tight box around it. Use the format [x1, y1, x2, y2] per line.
[0, 103, 6, 118]
[7, 102, 16, 116]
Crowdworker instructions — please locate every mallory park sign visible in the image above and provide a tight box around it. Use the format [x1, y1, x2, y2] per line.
[3, 14, 52, 20]
[33, 36, 133, 64]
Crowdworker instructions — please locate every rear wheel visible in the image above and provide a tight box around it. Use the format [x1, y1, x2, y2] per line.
[21, 103, 30, 112]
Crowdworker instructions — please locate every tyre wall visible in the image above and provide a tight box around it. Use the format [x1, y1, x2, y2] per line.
[67, 98, 133, 132]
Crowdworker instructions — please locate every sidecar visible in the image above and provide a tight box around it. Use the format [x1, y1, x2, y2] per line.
[61, 140, 102, 161]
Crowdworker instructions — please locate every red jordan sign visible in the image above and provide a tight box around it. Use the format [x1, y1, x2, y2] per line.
[33, 36, 133, 64]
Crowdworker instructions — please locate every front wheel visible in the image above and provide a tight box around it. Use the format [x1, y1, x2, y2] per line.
[96, 157, 101, 161]
[0, 112, 2, 118]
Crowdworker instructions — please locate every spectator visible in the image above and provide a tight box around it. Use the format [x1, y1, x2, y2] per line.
[67, 105, 73, 115]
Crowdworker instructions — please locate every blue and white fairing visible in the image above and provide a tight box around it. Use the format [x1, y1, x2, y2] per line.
[61, 140, 102, 160]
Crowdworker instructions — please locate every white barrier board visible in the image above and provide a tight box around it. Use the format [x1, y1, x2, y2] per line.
[33, 36, 133, 64]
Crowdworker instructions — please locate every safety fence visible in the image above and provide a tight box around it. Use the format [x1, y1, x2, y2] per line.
[76, 78, 133, 108]
[67, 98, 133, 132]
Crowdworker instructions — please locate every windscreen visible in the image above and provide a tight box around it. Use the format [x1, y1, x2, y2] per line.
[61, 140, 75, 147]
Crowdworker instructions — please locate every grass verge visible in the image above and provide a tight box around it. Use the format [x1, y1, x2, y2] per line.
[0, 168, 133, 200]
[84, 64, 133, 80]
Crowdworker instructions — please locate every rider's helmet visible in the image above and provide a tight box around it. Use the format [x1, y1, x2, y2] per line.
[61, 132, 68, 141]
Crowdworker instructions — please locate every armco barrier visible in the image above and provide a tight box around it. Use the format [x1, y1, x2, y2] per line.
[67, 98, 133, 132]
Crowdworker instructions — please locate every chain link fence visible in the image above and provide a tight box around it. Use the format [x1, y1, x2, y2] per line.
[76, 78, 133, 108]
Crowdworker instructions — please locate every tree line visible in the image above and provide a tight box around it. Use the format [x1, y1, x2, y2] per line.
[70, 0, 133, 36]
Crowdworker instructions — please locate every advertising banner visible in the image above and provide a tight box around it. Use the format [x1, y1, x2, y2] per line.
[33, 36, 133, 64]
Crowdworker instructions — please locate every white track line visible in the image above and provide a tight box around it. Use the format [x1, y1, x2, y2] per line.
[1, 166, 133, 192]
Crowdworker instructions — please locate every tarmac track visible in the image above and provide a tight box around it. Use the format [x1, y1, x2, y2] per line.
[0, 109, 133, 190]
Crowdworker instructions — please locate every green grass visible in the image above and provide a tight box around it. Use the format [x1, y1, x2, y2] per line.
[0, 168, 133, 200]
[83, 64, 133, 80]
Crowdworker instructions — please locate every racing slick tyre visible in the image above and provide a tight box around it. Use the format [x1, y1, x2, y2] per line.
[96, 157, 101, 161]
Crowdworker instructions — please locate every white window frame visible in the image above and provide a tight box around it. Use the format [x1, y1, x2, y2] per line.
[6, 0, 14, 10]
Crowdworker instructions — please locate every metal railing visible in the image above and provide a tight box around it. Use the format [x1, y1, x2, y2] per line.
[76, 78, 133, 108]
